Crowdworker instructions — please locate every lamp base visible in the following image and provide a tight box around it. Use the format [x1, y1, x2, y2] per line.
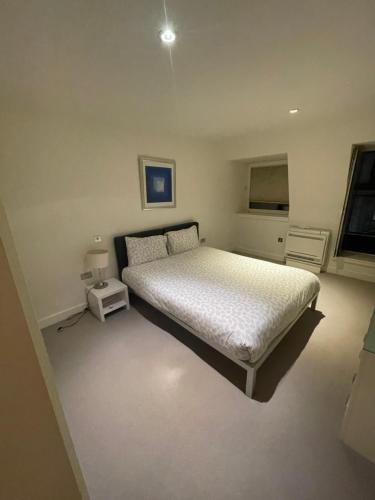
[94, 281, 108, 290]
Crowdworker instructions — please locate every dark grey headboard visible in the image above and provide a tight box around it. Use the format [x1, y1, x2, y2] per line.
[113, 221, 199, 279]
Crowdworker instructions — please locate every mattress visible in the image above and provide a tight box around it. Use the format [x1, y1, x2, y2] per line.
[122, 247, 320, 363]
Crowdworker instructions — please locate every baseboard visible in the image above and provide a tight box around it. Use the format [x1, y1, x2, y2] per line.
[224, 246, 236, 253]
[235, 246, 285, 263]
[38, 302, 87, 329]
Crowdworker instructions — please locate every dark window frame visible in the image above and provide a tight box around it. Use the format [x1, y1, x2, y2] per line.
[335, 144, 375, 256]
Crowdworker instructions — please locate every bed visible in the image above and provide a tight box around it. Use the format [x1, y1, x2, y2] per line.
[114, 222, 320, 397]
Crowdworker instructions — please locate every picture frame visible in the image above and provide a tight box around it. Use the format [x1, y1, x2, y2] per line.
[138, 155, 176, 209]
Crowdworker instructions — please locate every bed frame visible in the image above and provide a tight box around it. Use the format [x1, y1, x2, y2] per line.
[114, 221, 318, 398]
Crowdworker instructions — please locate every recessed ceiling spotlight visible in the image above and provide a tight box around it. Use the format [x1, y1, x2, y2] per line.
[160, 28, 176, 44]
[289, 108, 300, 114]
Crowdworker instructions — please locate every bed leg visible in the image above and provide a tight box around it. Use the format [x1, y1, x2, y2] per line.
[245, 368, 256, 398]
[311, 295, 318, 311]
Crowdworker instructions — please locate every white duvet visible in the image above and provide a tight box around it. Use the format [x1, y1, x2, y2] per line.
[122, 247, 320, 363]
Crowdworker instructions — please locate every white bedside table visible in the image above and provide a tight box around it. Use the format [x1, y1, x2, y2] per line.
[87, 278, 130, 322]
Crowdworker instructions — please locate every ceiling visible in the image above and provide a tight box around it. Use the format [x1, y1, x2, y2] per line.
[1, 0, 375, 137]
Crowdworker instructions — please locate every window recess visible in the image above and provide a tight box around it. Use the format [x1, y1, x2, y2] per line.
[335, 144, 375, 257]
[248, 155, 289, 215]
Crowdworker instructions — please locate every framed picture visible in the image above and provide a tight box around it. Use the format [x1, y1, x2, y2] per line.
[138, 155, 176, 209]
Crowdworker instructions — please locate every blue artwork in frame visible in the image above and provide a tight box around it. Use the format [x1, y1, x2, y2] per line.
[145, 166, 172, 204]
[139, 156, 176, 209]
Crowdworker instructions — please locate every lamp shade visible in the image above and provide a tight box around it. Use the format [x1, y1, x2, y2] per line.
[86, 249, 109, 270]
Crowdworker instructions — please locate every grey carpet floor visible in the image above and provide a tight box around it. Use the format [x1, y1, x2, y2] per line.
[43, 273, 375, 500]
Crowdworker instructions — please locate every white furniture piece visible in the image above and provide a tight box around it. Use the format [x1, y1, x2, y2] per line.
[341, 310, 375, 465]
[285, 226, 330, 273]
[87, 278, 129, 322]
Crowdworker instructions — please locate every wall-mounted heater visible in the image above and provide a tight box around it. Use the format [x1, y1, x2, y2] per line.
[285, 227, 330, 273]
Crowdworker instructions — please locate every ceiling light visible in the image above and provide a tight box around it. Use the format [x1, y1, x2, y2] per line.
[160, 28, 176, 44]
[289, 108, 300, 114]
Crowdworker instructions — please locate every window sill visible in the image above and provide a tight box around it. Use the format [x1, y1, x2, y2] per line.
[339, 251, 375, 267]
[237, 211, 289, 223]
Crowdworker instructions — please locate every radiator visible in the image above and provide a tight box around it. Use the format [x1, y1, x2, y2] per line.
[285, 227, 330, 273]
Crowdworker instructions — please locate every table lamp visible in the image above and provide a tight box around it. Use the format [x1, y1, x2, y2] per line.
[86, 249, 109, 289]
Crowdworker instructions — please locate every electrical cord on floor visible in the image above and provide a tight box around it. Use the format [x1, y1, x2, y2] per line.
[57, 308, 89, 332]
[57, 288, 91, 333]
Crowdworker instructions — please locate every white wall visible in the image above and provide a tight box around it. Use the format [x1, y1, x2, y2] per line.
[235, 214, 288, 262]
[0, 112, 237, 326]
[1, 108, 374, 328]
[221, 111, 375, 280]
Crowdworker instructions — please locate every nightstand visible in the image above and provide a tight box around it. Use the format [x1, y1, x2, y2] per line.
[87, 278, 129, 322]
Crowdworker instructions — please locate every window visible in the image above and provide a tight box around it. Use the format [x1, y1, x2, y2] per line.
[248, 161, 289, 213]
[335, 145, 375, 256]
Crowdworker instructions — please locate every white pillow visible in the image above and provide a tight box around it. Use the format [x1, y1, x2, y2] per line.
[125, 235, 168, 266]
[166, 226, 199, 255]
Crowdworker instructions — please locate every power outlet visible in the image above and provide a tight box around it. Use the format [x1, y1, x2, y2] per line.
[278, 237, 284, 243]
[80, 271, 93, 280]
